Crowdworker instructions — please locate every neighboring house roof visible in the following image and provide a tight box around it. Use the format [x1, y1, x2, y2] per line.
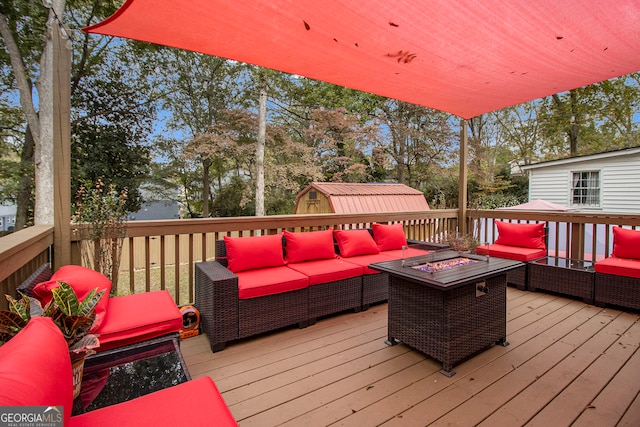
[0, 204, 16, 216]
[128, 200, 180, 221]
[521, 146, 640, 170]
[297, 182, 429, 214]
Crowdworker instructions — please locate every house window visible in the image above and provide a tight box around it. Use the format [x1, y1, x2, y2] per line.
[571, 171, 600, 207]
[308, 191, 317, 200]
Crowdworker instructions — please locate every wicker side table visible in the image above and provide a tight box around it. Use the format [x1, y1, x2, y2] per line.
[528, 257, 594, 304]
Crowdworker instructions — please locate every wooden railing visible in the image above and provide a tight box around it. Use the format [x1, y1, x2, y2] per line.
[85, 210, 458, 305]
[2, 208, 639, 308]
[0, 225, 54, 309]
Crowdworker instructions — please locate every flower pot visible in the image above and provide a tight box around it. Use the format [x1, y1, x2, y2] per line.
[71, 357, 86, 399]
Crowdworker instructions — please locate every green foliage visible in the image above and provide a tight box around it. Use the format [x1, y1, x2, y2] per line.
[73, 179, 127, 282]
[0, 282, 105, 357]
[73, 179, 128, 236]
[212, 176, 255, 217]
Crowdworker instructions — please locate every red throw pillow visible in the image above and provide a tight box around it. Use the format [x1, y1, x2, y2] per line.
[283, 229, 336, 263]
[33, 265, 112, 333]
[612, 226, 640, 260]
[372, 223, 408, 251]
[224, 234, 285, 273]
[333, 229, 380, 258]
[495, 220, 546, 249]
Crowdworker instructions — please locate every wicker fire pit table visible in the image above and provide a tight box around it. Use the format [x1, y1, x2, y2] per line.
[370, 250, 523, 377]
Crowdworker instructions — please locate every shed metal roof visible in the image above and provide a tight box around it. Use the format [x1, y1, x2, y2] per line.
[297, 182, 429, 214]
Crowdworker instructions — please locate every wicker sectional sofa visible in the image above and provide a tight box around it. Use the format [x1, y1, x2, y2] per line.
[593, 226, 640, 310]
[475, 220, 548, 290]
[195, 224, 447, 352]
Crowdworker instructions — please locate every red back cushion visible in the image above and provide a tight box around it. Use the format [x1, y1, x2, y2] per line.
[0, 317, 73, 426]
[495, 220, 546, 249]
[372, 223, 408, 251]
[283, 229, 336, 263]
[333, 229, 380, 258]
[33, 265, 111, 333]
[612, 226, 640, 260]
[224, 234, 285, 273]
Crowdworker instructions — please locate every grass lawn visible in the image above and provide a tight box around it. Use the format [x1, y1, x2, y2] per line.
[115, 263, 193, 305]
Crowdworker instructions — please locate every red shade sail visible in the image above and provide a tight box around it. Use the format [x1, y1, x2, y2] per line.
[85, 0, 640, 119]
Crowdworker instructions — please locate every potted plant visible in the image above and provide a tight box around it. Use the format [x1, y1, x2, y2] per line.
[446, 233, 479, 253]
[0, 282, 105, 398]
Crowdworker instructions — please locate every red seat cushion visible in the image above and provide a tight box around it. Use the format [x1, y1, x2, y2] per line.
[287, 259, 363, 285]
[284, 229, 336, 263]
[495, 220, 546, 250]
[33, 265, 112, 332]
[339, 252, 401, 274]
[334, 229, 380, 257]
[96, 290, 182, 351]
[236, 266, 309, 299]
[612, 226, 640, 260]
[224, 234, 285, 273]
[69, 376, 237, 427]
[594, 256, 640, 278]
[372, 223, 408, 251]
[0, 317, 73, 427]
[476, 243, 546, 262]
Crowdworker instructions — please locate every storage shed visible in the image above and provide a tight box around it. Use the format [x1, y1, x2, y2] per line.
[294, 182, 430, 214]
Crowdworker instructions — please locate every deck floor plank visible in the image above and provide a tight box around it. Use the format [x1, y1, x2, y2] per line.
[180, 288, 640, 427]
[480, 309, 636, 427]
[377, 304, 613, 426]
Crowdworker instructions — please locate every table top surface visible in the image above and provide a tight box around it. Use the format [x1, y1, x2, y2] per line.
[370, 250, 523, 290]
[531, 256, 594, 271]
[74, 335, 190, 415]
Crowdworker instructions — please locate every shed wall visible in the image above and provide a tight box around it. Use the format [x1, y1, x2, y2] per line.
[294, 191, 332, 214]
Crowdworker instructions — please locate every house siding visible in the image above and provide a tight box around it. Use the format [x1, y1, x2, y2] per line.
[525, 148, 640, 214]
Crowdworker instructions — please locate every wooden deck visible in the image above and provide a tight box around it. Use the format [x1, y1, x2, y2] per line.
[181, 288, 640, 426]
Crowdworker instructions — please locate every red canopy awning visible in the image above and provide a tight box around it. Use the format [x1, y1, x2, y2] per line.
[85, 0, 640, 119]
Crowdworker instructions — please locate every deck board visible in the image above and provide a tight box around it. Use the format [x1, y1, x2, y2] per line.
[181, 288, 640, 426]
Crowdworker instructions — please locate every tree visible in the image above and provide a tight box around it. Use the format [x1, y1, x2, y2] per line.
[71, 43, 154, 212]
[255, 70, 267, 216]
[538, 74, 639, 158]
[1, 0, 154, 227]
[0, 0, 59, 226]
[378, 100, 455, 189]
[304, 108, 379, 183]
[151, 49, 245, 217]
[492, 102, 541, 166]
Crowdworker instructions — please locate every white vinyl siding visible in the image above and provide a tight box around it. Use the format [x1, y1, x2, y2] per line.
[524, 148, 640, 214]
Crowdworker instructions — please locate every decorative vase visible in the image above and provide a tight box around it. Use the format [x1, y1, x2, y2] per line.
[71, 356, 86, 399]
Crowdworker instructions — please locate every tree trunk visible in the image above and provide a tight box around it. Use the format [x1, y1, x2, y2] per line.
[255, 73, 267, 217]
[569, 90, 579, 156]
[34, 5, 65, 224]
[202, 158, 211, 218]
[15, 125, 35, 230]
